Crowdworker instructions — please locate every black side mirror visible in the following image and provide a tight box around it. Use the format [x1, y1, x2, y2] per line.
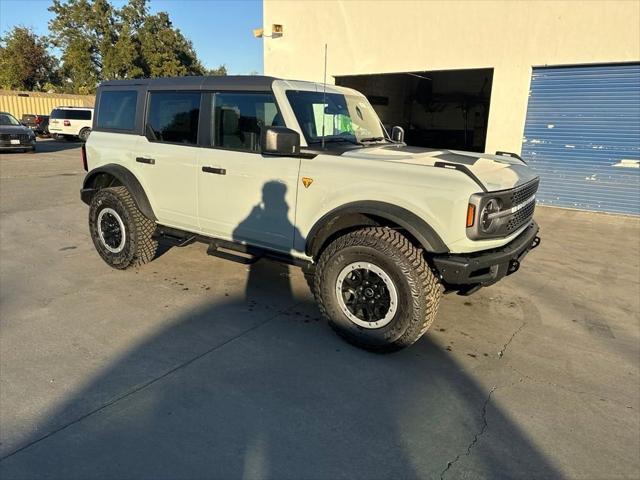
[261, 126, 300, 156]
[391, 126, 405, 143]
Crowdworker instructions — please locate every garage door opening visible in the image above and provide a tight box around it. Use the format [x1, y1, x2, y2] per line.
[336, 68, 493, 152]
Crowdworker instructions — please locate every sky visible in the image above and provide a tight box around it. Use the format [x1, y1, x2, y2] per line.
[0, 0, 264, 74]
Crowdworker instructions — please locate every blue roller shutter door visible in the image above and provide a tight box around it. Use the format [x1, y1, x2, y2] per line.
[521, 64, 640, 215]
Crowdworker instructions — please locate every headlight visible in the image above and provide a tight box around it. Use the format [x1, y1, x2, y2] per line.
[480, 198, 503, 233]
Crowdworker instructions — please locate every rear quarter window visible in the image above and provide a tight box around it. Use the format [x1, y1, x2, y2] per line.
[96, 91, 138, 131]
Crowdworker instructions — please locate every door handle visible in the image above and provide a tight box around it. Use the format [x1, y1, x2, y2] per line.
[136, 157, 155, 165]
[202, 166, 226, 175]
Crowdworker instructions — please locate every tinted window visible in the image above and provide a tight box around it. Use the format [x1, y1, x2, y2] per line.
[213, 92, 281, 152]
[97, 91, 137, 130]
[146, 92, 200, 144]
[50, 109, 92, 120]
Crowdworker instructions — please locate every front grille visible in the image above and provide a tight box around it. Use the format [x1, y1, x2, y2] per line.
[506, 199, 536, 233]
[0, 133, 31, 144]
[510, 179, 539, 206]
[503, 179, 539, 233]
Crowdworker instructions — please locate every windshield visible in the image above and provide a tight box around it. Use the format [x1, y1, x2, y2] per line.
[0, 113, 20, 126]
[286, 90, 385, 145]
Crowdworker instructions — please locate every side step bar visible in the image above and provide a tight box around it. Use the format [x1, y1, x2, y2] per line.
[153, 224, 310, 268]
[153, 227, 196, 247]
[206, 239, 263, 265]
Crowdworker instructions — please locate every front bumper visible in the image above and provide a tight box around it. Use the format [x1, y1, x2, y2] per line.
[432, 221, 540, 291]
[0, 141, 35, 151]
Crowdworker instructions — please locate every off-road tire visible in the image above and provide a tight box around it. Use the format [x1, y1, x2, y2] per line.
[89, 186, 157, 269]
[314, 227, 442, 352]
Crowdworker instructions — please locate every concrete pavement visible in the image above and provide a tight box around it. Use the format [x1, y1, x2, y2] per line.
[1, 139, 638, 479]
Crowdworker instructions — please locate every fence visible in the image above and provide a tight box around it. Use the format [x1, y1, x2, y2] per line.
[0, 90, 95, 119]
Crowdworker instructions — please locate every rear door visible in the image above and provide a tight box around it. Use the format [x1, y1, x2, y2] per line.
[133, 91, 202, 231]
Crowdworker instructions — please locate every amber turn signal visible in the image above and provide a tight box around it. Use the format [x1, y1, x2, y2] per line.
[466, 204, 476, 227]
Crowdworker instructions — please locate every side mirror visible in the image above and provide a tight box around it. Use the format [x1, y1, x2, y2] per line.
[391, 126, 405, 143]
[261, 126, 300, 155]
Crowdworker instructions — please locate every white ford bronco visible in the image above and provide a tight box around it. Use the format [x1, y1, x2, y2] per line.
[81, 76, 540, 352]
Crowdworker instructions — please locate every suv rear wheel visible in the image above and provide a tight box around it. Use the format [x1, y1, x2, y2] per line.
[314, 227, 442, 352]
[79, 128, 91, 142]
[89, 186, 158, 269]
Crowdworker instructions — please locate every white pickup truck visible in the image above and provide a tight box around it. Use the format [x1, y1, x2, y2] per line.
[81, 75, 540, 352]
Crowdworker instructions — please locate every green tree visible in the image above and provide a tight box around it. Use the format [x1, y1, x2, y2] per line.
[48, 0, 225, 92]
[207, 65, 228, 76]
[138, 11, 204, 77]
[0, 26, 59, 91]
[48, 0, 103, 92]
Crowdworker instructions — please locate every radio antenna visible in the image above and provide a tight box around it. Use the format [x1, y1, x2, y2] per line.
[321, 43, 327, 150]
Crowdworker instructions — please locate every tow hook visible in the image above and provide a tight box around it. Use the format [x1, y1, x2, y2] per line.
[507, 259, 520, 275]
[531, 236, 541, 249]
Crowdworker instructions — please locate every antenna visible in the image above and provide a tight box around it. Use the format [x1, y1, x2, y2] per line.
[321, 43, 327, 150]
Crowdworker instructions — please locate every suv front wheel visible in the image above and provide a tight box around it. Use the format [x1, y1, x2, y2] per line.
[314, 227, 442, 352]
[89, 186, 158, 269]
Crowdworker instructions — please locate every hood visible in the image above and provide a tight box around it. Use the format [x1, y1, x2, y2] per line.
[341, 145, 538, 192]
[0, 125, 32, 135]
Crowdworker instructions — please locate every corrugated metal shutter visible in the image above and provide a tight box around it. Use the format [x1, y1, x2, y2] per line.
[521, 64, 640, 215]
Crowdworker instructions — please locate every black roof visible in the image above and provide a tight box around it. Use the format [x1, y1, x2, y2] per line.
[99, 75, 279, 91]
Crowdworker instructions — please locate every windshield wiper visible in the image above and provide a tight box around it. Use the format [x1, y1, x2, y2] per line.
[359, 136, 385, 143]
[310, 137, 361, 146]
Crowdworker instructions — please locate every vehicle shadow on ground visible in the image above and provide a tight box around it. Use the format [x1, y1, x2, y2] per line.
[0, 260, 560, 479]
[34, 139, 83, 153]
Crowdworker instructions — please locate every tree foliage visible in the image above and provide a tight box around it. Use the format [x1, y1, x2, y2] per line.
[46, 0, 223, 93]
[0, 27, 60, 91]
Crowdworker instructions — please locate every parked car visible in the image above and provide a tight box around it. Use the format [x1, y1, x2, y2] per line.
[81, 76, 541, 352]
[49, 106, 93, 142]
[21, 114, 50, 137]
[0, 111, 36, 153]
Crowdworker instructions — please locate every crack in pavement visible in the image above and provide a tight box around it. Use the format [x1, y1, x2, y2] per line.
[498, 320, 527, 358]
[440, 378, 527, 480]
[0, 302, 302, 462]
[440, 385, 497, 479]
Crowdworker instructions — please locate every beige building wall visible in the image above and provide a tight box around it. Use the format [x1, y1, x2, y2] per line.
[263, 0, 640, 154]
[0, 90, 95, 120]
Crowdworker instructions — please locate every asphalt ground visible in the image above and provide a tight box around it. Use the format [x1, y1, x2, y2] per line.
[1, 139, 639, 479]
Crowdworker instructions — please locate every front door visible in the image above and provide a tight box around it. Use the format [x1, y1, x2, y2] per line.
[133, 91, 202, 231]
[197, 91, 300, 253]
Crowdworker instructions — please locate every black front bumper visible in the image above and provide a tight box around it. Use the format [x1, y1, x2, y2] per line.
[432, 221, 540, 291]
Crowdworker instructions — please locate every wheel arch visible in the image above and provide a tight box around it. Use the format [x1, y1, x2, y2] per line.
[305, 201, 449, 259]
[81, 164, 156, 221]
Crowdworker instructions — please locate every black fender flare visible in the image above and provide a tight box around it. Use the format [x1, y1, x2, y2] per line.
[81, 164, 156, 221]
[305, 201, 449, 258]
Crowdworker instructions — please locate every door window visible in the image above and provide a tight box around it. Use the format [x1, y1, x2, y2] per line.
[96, 90, 137, 130]
[213, 92, 281, 152]
[146, 91, 201, 145]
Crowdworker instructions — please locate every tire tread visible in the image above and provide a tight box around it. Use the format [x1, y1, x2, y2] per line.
[313, 227, 441, 352]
